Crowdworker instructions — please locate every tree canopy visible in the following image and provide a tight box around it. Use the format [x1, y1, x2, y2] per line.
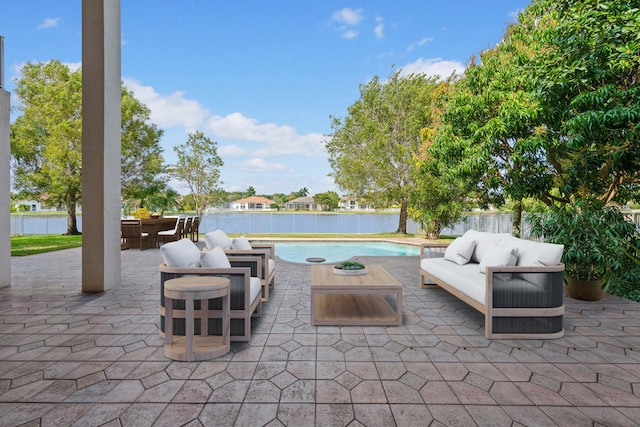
[121, 86, 166, 209]
[11, 61, 83, 234]
[170, 131, 224, 216]
[326, 70, 443, 233]
[430, 0, 640, 224]
[10, 60, 166, 233]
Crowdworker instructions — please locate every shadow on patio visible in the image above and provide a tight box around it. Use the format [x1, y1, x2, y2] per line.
[2, 246, 640, 426]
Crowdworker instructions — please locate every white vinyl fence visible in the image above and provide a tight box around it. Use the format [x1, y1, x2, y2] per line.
[11, 211, 640, 237]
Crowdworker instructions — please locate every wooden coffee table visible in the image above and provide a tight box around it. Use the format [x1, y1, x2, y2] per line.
[310, 265, 403, 326]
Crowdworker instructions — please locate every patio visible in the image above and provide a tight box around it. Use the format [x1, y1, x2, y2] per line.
[2, 245, 640, 426]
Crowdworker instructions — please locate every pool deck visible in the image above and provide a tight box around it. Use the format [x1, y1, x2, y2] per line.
[2, 242, 640, 426]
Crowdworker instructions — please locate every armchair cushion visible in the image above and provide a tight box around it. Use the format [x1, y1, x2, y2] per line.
[160, 238, 201, 268]
[204, 229, 233, 250]
[249, 277, 262, 303]
[200, 246, 231, 268]
[232, 236, 252, 250]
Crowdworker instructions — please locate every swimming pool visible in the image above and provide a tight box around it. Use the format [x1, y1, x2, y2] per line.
[267, 241, 420, 264]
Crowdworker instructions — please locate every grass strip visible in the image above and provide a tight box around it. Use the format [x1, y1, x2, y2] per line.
[11, 235, 83, 256]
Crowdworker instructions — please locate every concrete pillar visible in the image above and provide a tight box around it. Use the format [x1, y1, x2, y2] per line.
[0, 36, 10, 289]
[81, 0, 121, 292]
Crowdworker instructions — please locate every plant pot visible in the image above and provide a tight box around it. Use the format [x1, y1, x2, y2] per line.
[565, 276, 605, 301]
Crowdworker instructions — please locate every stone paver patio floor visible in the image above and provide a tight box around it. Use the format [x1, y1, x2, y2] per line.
[2, 244, 640, 426]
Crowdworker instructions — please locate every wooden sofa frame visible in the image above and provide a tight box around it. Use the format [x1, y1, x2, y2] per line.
[420, 243, 565, 340]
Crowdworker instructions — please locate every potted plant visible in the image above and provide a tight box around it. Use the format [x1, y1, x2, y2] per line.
[530, 199, 637, 301]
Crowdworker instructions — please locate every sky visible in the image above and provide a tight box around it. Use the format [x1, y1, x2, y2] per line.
[1, 0, 531, 196]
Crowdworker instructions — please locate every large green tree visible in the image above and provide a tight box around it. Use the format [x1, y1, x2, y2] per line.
[326, 70, 441, 233]
[11, 61, 83, 234]
[170, 131, 224, 216]
[11, 60, 166, 234]
[531, 0, 640, 204]
[431, 12, 552, 236]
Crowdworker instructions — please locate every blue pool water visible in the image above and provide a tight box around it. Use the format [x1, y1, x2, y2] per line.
[269, 241, 420, 264]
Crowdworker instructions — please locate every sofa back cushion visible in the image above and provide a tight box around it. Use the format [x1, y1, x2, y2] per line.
[161, 238, 201, 268]
[204, 229, 233, 250]
[463, 229, 512, 264]
[444, 236, 477, 265]
[502, 235, 564, 282]
[478, 244, 518, 274]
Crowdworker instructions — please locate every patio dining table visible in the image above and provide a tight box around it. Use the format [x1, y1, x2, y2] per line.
[140, 217, 178, 248]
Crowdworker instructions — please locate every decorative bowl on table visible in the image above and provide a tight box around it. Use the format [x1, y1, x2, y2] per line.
[150, 213, 161, 219]
[333, 261, 367, 276]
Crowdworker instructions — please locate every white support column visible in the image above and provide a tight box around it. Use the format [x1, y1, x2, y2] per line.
[0, 36, 10, 289]
[81, 0, 121, 292]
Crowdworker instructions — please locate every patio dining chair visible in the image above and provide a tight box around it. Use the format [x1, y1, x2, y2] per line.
[182, 217, 193, 240]
[121, 219, 150, 250]
[158, 217, 184, 246]
[190, 216, 200, 242]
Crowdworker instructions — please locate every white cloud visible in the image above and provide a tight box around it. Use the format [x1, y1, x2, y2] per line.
[331, 8, 363, 39]
[407, 37, 433, 52]
[242, 158, 286, 172]
[38, 17, 61, 29]
[64, 61, 82, 72]
[374, 17, 384, 39]
[342, 30, 359, 40]
[331, 8, 363, 26]
[205, 112, 325, 157]
[218, 144, 248, 157]
[400, 58, 465, 79]
[123, 78, 209, 129]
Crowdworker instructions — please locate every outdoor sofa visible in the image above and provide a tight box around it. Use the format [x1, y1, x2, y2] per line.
[420, 229, 565, 339]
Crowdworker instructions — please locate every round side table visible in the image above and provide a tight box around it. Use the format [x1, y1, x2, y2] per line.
[163, 276, 230, 361]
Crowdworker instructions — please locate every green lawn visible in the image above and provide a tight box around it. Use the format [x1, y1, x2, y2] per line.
[11, 235, 83, 256]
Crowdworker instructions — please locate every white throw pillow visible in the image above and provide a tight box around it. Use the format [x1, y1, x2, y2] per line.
[478, 244, 517, 274]
[204, 229, 233, 250]
[161, 238, 201, 268]
[232, 236, 253, 250]
[200, 246, 231, 268]
[443, 237, 477, 265]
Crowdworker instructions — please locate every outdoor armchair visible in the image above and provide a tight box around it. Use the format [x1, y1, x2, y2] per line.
[159, 239, 262, 342]
[204, 230, 275, 302]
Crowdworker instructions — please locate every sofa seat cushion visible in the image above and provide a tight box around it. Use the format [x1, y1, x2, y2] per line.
[421, 258, 486, 305]
[268, 258, 275, 276]
[204, 230, 233, 250]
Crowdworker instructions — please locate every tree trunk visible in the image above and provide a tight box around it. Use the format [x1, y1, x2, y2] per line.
[66, 201, 80, 235]
[396, 199, 408, 234]
[512, 199, 522, 238]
